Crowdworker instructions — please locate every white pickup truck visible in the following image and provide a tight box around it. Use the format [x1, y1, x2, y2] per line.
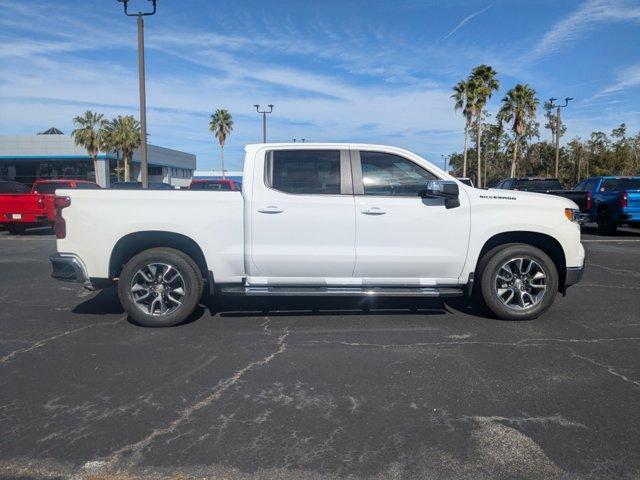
[50, 143, 585, 326]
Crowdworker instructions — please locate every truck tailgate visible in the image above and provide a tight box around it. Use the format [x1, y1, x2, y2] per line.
[0, 194, 53, 222]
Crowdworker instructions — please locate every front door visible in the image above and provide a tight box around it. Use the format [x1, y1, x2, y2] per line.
[352, 149, 470, 284]
[248, 148, 356, 283]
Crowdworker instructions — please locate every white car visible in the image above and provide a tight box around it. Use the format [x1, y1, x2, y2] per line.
[50, 143, 585, 327]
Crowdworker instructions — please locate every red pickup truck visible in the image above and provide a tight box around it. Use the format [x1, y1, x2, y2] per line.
[0, 179, 100, 235]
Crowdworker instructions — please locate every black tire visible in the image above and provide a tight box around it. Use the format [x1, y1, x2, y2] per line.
[7, 224, 26, 235]
[478, 244, 559, 321]
[117, 247, 204, 327]
[597, 208, 617, 235]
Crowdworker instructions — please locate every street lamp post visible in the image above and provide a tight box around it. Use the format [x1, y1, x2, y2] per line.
[548, 97, 572, 179]
[117, 0, 157, 189]
[254, 104, 274, 143]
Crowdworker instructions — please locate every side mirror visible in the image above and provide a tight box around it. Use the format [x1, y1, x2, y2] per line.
[420, 180, 460, 209]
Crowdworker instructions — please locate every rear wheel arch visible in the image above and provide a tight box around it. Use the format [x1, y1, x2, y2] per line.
[474, 231, 567, 292]
[109, 231, 209, 281]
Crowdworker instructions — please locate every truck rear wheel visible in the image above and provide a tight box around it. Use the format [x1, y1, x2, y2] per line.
[117, 247, 204, 327]
[597, 208, 617, 235]
[478, 244, 558, 321]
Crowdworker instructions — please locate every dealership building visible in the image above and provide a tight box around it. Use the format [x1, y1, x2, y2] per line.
[0, 128, 196, 188]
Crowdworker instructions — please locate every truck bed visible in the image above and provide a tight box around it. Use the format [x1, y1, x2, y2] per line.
[56, 189, 245, 283]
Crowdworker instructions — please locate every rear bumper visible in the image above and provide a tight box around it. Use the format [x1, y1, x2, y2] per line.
[50, 254, 88, 284]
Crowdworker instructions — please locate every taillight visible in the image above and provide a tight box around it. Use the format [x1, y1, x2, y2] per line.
[54, 196, 71, 239]
[586, 191, 591, 210]
[620, 191, 628, 209]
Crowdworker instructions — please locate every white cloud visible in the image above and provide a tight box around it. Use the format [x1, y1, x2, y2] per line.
[528, 0, 640, 61]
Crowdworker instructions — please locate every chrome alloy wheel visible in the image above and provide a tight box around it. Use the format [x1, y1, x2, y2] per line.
[130, 263, 185, 316]
[494, 257, 547, 310]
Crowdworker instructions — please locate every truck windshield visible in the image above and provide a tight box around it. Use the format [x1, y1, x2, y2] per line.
[600, 178, 640, 191]
[513, 179, 563, 191]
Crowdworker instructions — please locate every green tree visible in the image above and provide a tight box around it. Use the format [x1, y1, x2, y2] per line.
[451, 79, 476, 178]
[209, 109, 234, 179]
[71, 111, 107, 181]
[469, 65, 500, 187]
[104, 115, 141, 182]
[498, 84, 539, 177]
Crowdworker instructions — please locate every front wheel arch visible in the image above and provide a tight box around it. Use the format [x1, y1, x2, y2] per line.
[474, 232, 566, 293]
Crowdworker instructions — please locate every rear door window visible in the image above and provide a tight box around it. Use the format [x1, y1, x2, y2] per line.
[266, 150, 342, 195]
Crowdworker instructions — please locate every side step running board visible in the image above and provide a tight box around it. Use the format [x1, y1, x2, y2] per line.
[220, 286, 464, 297]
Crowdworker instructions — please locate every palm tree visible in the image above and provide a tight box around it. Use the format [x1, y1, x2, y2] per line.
[469, 65, 500, 187]
[209, 109, 234, 179]
[498, 84, 539, 177]
[71, 111, 107, 182]
[451, 79, 476, 178]
[104, 115, 141, 182]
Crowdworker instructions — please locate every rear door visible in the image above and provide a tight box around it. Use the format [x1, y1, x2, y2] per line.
[352, 149, 470, 284]
[248, 148, 356, 282]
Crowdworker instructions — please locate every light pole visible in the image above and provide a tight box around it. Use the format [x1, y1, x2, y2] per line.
[254, 104, 274, 143]
[117, 0, 157, 189]
[548, 97, 572, 179]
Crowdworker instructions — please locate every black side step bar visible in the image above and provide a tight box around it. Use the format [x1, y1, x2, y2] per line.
[220, 286, 464, 297]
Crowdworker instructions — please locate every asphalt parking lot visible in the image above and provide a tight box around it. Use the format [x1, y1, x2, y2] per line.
[1, 227, 639, 480]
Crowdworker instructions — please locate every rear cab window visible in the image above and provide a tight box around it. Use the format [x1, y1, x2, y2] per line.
[600, 178, 640, 192]
[75, 182, 101, 190]
[33, 182, 71, 194]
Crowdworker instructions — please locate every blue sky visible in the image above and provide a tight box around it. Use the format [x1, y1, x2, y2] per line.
[1, 0, 639, 171]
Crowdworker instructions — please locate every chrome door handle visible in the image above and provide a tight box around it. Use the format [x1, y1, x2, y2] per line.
[258, 206, 284, 214]
[361, 207, 387, 215]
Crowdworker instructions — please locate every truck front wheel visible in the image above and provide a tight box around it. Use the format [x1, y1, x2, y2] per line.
[478, 244, 559, 321]
[7, 224, 26, 235]
[118, 247, 204, 327]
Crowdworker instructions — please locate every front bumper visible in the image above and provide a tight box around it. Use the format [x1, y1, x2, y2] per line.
[565, 265, 584, 288]
[50, 254, 88, 284]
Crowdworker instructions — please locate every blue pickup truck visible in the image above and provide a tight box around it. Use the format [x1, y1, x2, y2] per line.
[574, 176, 640, 234]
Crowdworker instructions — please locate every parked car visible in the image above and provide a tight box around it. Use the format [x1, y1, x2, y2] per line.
[0, 179, 99, 235]
[49, 143, 584, 326]
[495, 177, 590, 217]
[189, 179, 241, 191]
[574, 176, 640, 234]
[111, 182, 175, 190]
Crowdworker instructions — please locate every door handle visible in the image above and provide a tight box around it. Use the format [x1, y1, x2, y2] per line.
[258, 206, 284, 214]
[361, 207, 387, 215]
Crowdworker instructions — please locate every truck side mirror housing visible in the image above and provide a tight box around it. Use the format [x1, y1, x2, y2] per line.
[420, 180, 460, 209]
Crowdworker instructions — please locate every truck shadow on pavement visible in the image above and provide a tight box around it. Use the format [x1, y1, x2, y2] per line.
[72, 287, 497, 325]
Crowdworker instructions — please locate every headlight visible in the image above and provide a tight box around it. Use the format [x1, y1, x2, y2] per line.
[564, 208, 580, 223]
